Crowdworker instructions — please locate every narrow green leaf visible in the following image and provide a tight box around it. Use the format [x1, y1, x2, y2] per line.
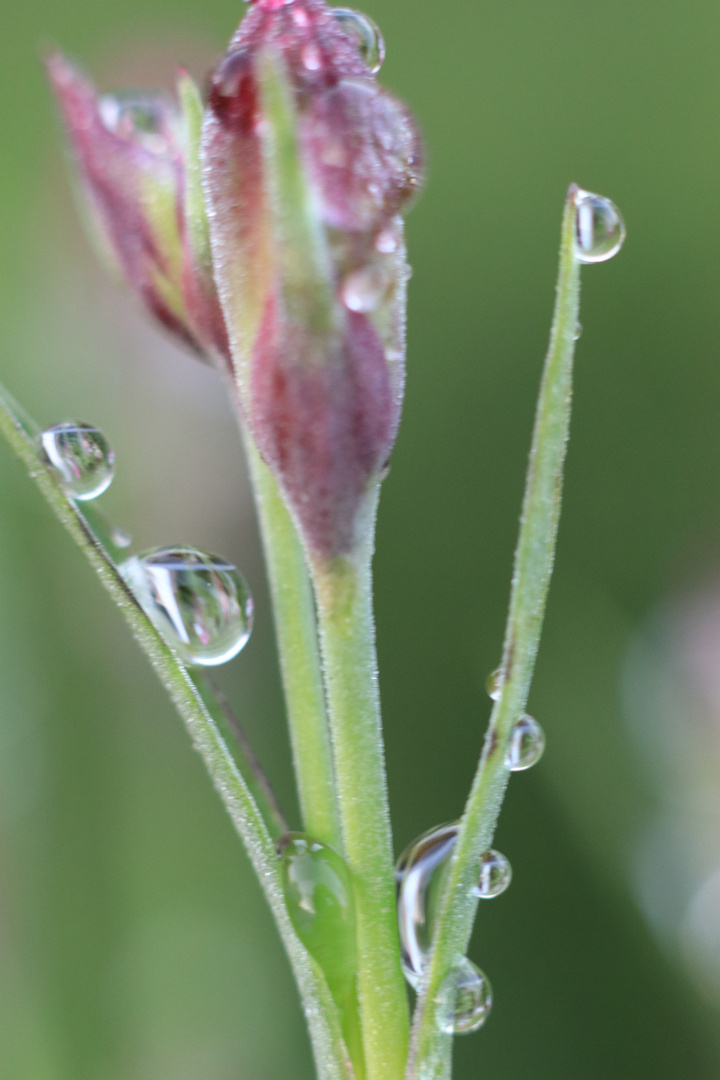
[0, 380, 355, 1080]
[407, 185, 582, 1080]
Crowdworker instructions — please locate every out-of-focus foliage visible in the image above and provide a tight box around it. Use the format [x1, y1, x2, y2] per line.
[3, 0, 720, 1077]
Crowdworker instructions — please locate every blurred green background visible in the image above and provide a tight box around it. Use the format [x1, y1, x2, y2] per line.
[4, 0, 720, 1077]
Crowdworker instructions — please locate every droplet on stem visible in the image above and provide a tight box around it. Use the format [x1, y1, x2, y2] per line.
[435, 957, 493, 1034]
[40, 421, 115, 501]
[473, 849, 512, 899]
[485, 667, 503, 701]
[120, 546, 253, 666]
[574, 189, 626, 263]
[506, 713, 545, 771]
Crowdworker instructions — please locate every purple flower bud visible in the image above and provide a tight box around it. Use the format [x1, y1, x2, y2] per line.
[202, 0, 423, 560]
[46, 53, 230, 365]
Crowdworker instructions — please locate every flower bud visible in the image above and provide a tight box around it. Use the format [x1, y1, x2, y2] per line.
[46, 53, 230, 365]
[202, 0, 423, 560]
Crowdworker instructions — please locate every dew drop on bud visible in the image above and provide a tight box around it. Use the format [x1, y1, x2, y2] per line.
[435, 957, 493, 1034]
[40, 422, 115, 501]
[375, 228, 399, 254]
[120, 546, 254, 666]
[473, 849, 512, 899]
[574, 189, 626, 263]
[277, 833, 357, 1007]
[341, 265, 388, 312]
[302, 42, 324, 71]
[99, 93, 171, 155]
[506, 714, 545, 771]
[485, 667, 503, 701]
[331, 8, 385, 73]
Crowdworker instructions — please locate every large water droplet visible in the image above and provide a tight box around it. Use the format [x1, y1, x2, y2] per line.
[396, 824, 509, 992]
[435, 957, 493, 1034]
[99, 93, 172, 154]
[331, 8, 385, 73]
[278, 833, 357, 1008]
[506, 714, 545, 771]
[473, 850, 512, 899]
[574, 189, 626, 263]
[120, 546, 253, 666]
[40, 422, 115, 501]
[486, 667, 503, 701]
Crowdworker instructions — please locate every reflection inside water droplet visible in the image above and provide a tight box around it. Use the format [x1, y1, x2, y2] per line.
[435, 957, 493, 1034]
[331, 8, 385, 73]
[120, 546, 253, 666]
[574, 189, 626, 263]
[40, 422, 115, 501]
[506, 714, 545, 771]
[473, 849, 512, 899]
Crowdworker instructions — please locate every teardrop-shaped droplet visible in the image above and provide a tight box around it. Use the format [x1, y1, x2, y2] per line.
[278, 833, 357, 1008]
[120, 546, 253, 666]
[375, 227, 399, 254]
[396, 823, 458, 989]
[574, 189, 626, 264]
[99, 93, 172, 154]
[485, 667, 503, 701]
[435, 957, 493, 1035]
[331, 8, 385, 73]
[473, 849, 512, 899]
[40, 422, 115, 501]
[506, 714, 545, 771]
[573, 321, 583, 341]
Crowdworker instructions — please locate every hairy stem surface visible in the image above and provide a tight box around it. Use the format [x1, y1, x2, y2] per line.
[312, 530, 410, 1080]
[407, 186, 582, 1080]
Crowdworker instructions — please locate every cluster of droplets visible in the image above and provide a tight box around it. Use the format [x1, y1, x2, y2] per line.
[573, 188, 625, 264]
[485, 667, 546, 771]
[38, 421, 254, 667]
[395, 823, 511, 1034]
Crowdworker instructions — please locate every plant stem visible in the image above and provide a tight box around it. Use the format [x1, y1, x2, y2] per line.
[406, 185, 582, 1080]
[312, 525, 410, 1080]
[238, 414, 343, 852]
[0, 381, 354, 1080]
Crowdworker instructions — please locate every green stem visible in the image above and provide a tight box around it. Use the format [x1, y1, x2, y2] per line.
[237, 412, 342, 853]
[0, 381, 354, 1080]
[312, 522, 410, 1080]
[407, 186, 582, 1080]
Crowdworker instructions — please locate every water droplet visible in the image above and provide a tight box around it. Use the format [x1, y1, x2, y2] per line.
[99, 93, 172, 154]
[331, 8, 385, 73]
[302, 42, 323, 71]
[573, 321, 583, 341]
[278, 833, 357, 1007]
[341, 265, 388, 312]
[435, 957, 493, 1034]
[485, 667, 503, 701]
[292, 4, 310, 24]
[574, 189, 626, 264]
[473, 850, 512, 899]
[40, 422, 115, 501]
[120, 546, 253, 666]
[111, 526, 132, 549]
[396, 823, 458, 989]
[375, 228, 399, 254]
[506, 714, 545, 771]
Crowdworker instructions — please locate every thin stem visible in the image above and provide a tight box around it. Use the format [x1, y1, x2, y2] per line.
[239, 418, 343, 852]
[200, 673, 288, 837]
[312, 527, 410, 1080]
[0, 381, 355, 1080]
[407, 186, 582, 1080]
